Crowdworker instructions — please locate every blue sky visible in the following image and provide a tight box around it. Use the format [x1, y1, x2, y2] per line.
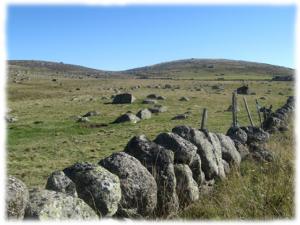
[7, 5, 296, 70]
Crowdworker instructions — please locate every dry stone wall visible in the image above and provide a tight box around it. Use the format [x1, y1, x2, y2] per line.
[6, 96, 295, 220]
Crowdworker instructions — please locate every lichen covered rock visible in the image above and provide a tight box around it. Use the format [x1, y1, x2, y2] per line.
[99, 152, 157, 218]
[6, 176, 29, 220]
[63, 162, 121, 217]
[24, 189, 98, 220]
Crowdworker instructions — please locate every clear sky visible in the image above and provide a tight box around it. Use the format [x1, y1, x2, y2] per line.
[6, 5, 296, 70]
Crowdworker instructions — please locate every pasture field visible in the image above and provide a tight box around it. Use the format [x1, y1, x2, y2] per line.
[6, 74, 295, 219]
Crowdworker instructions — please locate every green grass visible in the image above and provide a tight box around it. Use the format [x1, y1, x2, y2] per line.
[179, 126, 294, 219]
[6, 74, 295, 219]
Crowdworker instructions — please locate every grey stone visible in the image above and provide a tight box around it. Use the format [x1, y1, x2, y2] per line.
[179, 97, 190, 101]
[154, 132, 198, 165]
[99, 152, 157, 218]
[174, 164, 199, 207]
[24, 189, 98, 220]
[171, 114, 189, 120]
[226, 127, 248, 145]
[240, 126, 270, 144]
[172, 126, 225, 180]
[148, 105, 168, 113]
[46, 171, 77, 197]
[222, 160, 231, 175]
[143, 99, 157, 104]
[63, 162, 121, 217]
[112, 93, 136, 104]
[113, 113, 140, 124]
[82, 111, 100, 117]
[77, 117, 90, 123]
[249, 144, 274, 162]
[6, 176, 29, 220]
[136, 109, 152, 120]
[216, 133, 241, 166]
[124, 135, 179, 217]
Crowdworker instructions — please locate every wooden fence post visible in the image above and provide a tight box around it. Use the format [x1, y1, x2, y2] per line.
[232, 92, 238, 127]
[243, 97, 254, 127]
[200, 108, 207, 130]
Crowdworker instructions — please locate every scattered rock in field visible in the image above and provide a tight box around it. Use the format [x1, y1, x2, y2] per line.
[260, 96, 266, 100]
[24, 189, 98, 220]
[112, 93, 136, 104]
[179, 96, 190, 101]
[171, 113, 189, 120]
[69, 115, 82, 121]
[216, 133, 241, 166]
[63, 162, 121, 217]
[136, 109, 152, 120]
[146, 94, 159, 99]
[113, 113, 140, 124]
[99, 152, 157, 218]
[33, 121, 43, 124]
[164, 84, 172, 89]
[157, 95, 166, 100]
[174, 164, 199, 207]
[142, 99, 157, 104]
[82, 111, 100, 117]
[148, 105, 168, 113]
[77, 117, 90, 123]
[46, 171, 77, 197]
[6, 176, 29, 220]
[71, 97, 79, 101]
[5, 115, 18, 123]
[124, 135, 179, 217]
[237, 85, 250, 95]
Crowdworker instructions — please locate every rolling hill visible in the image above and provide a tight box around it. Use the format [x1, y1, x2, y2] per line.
[7, 59, 294, 80]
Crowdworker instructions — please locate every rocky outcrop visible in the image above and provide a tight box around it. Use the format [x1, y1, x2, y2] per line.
[63, 162, 121, 217]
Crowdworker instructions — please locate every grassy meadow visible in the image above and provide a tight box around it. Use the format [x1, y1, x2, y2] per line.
[6, 74, 295, 219]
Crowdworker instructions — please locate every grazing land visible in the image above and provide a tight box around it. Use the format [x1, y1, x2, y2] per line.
[6, 59, 295, 219]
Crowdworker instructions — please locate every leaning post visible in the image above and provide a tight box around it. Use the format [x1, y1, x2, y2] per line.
[243, 96, 254, 127]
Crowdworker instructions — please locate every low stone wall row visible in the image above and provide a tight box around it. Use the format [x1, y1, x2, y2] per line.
[6, 96, 295, 220]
